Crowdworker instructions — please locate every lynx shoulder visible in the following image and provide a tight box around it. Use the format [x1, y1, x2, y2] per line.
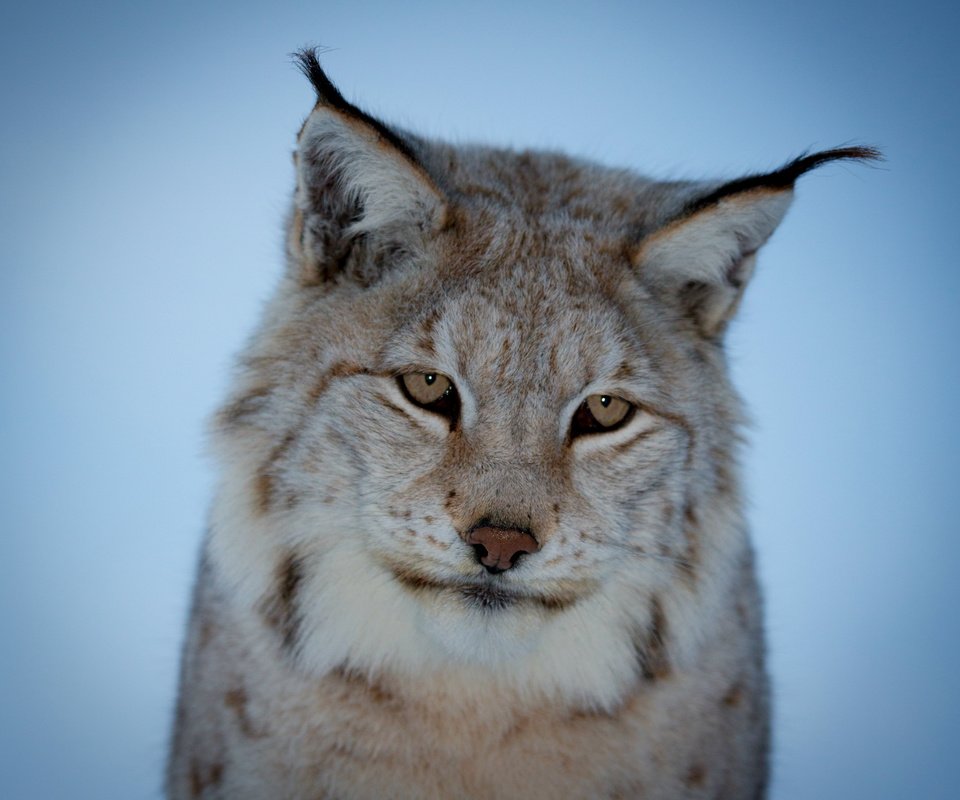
[168, 49, 878, 800]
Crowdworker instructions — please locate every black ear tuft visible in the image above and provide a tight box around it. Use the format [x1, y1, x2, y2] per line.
[681, 145, 883, 219]
[292, 47, 351, 109]
[290, 46, 419, 164]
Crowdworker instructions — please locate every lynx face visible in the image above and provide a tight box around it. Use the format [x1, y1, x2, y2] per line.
[168, 51, 879, 800]
[204, 50, 877, 710]
[228, 236, 694, 663]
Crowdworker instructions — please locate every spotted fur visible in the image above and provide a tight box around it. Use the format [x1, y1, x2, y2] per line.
[167, 49, 878, 799]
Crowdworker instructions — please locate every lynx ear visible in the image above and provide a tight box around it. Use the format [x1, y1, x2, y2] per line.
[289, 49, 448, 286]
[634, 147, 881, 337]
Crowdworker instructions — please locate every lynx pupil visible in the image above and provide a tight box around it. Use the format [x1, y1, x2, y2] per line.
[398, 372, 460, 426]
[570, 393, 634, 438]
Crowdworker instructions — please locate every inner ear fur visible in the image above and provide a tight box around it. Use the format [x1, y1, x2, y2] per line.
[634, 146, 882, 338]
[289, 49, 449, 287]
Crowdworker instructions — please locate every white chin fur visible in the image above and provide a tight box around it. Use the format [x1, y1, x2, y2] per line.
[297, 537, 642, 711]
[210, 491, 644, 712]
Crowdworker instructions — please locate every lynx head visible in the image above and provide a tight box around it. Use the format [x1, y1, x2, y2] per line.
[207, 49, 878, 709]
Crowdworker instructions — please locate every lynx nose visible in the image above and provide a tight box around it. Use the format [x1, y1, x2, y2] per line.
[465, 525, 540, 574]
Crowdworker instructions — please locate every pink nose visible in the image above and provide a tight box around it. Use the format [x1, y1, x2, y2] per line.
[465, 526, 540, 573]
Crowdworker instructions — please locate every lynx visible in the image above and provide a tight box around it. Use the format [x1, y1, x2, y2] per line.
[168, 49, 877, 799]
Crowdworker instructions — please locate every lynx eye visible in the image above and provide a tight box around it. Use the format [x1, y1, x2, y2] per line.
[571, 394, 635, 437]
[398, 372, 460, 424]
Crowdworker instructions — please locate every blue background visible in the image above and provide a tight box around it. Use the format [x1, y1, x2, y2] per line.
[2, 2, 957, 798]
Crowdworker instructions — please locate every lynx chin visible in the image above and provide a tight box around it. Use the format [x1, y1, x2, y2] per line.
[168, 48, 878, 799]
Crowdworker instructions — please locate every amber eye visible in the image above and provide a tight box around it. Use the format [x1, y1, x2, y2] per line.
[571, 394, 635, 437]
[398, 373, 460, 425]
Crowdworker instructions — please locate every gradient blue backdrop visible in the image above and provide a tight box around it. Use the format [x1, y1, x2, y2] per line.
[2, 2, 957, 798]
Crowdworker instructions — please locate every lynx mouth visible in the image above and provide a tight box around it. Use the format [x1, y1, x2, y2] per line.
[458, 582, 523, 611]
[388, 567, 579, 613]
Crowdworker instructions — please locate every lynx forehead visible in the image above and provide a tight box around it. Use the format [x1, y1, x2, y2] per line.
[168, 48, 878, 800]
